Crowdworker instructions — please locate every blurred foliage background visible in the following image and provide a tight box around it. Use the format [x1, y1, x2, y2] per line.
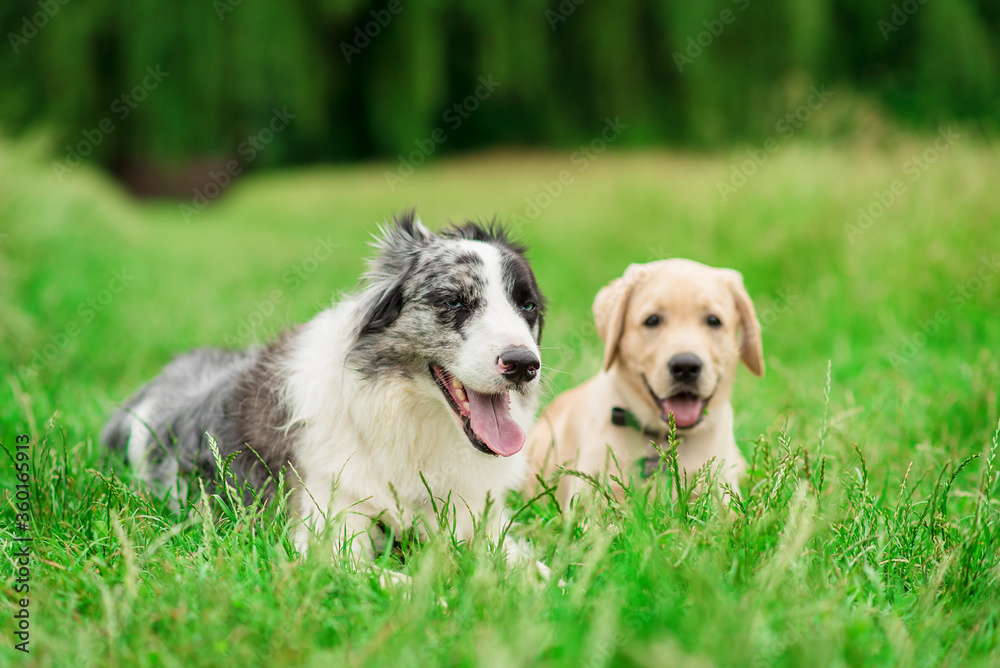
[2, 0, 998, 169]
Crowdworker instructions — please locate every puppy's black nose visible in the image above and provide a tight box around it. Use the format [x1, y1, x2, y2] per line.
[498, 348, 540, 383]
[668, 353, 703, 382]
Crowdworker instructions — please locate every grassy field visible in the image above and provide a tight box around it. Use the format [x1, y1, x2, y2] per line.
[1, 132, 999, 667]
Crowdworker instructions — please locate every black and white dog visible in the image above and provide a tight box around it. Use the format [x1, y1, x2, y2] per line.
[103, 212, 547, 571]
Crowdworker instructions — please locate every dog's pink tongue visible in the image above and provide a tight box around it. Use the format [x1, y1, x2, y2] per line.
[662, 395, 704, 429]
[466, 388, 525, 457]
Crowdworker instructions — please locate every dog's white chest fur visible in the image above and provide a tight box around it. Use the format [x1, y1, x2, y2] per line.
[286, 306, 532, 548]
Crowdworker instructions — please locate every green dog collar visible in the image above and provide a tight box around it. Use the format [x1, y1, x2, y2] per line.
[611, 406, 665, 439]
[611, 407, 665, 480]
[636, 455, 661, 480]
[611, 406, 642, 431]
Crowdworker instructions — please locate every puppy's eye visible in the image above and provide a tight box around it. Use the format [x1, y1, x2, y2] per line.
[522, 302, 537, 312]
[706, 315, 722, 328]
[643, 314, 661, 327]
[444, 299, 465, 309]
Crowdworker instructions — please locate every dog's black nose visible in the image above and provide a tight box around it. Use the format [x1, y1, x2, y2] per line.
[498, 348, 540, 383]
[668, 353, 703, 382]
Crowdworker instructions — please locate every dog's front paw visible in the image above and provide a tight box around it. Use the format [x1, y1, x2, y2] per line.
[375, 567, 411, 589]
[534, 559, 567, 591]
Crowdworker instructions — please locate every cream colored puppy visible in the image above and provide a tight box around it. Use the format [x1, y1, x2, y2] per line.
[528, 259, 764, 503]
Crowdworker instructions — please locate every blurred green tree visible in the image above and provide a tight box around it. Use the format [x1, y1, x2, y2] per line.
[1, 0, 997, 167]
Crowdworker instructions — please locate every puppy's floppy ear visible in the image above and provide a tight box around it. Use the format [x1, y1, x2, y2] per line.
[593, 266, 640, 372]
[355, 211, 432, 337]
[721, 269, 764, 377]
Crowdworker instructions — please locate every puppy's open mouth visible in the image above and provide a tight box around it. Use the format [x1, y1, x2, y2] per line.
[660, 392, 708, 429]
[643, 375, 711, 430]
[430, 365, 525, 457]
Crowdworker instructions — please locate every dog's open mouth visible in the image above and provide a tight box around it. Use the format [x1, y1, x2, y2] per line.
[431, 365, 525, 457]
[643, 375, 711, 430]
[660, 392, 708, 429]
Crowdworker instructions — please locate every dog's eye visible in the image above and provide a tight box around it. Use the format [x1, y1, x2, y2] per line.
[444, 299, 465, 309]
[522, 302, 537, 312]
[643, 314, 661, 327]
[706, 315, 722, 328]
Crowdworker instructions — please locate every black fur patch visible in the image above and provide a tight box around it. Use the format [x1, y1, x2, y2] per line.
[440, 219, 529, 257]
[500, 249, 545, 337]
[357, 266, 411, 336]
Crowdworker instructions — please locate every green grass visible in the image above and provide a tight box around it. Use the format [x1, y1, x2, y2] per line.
[1, 132, 999, 667]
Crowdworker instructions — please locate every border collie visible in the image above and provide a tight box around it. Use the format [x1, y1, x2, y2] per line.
[102, 212, 547, 572]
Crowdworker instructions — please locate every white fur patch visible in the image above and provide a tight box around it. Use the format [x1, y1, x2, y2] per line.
[127, 397, 159, 479]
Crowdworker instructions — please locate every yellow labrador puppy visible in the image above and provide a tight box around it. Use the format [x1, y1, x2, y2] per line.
[528, 259, 764, 503]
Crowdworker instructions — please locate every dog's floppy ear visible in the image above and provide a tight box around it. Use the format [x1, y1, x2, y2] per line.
[721, 269, 764, 377]
[593, 266, 640, 372]
[355, 211, 432, 337]
[356, 274, 408, 336]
